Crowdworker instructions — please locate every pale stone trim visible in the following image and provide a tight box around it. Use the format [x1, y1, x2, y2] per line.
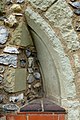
[25, 7, 80, 120]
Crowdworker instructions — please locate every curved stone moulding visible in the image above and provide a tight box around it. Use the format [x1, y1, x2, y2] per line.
[25, 7, 80, 120]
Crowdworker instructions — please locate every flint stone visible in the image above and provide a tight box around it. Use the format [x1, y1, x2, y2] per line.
[69, 2, 80, 9]
[9, 93, 24, 103]
[4, 68, 15, 92]
[4, 15, 18, 28]
[0, 26, 8, 44]
[45, 0, 80, 51]
[0, 54, 17, 68]
[3, 46, 19, 54]
[27, 74, 34, 83]
[28, 57, 34, 67]
[3, 104, 19, 111]
[33, 72, 41, 80]
[17, 0, 25, 4]
[26, 48, 31, 57]
[74, 9, 80, 15]
[20, 59, 26, 68]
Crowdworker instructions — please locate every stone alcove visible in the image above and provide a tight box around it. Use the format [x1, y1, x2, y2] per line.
[24, 7, 80, 120]
[0, 0, 80, 119]
[29, 27, 61, 104]
[25, 7, 76, 105]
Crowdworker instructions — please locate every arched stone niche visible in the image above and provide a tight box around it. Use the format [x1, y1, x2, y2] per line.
[30, 28, 61, 103]
[25, 7, 76, 104]
[25, 7, 77, 102]
[25, 8, 80, 120]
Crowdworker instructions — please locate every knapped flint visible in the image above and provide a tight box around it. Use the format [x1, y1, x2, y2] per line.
[69, 2, 80, 9]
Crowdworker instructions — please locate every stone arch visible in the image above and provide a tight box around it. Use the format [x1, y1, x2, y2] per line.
[25, 7, 76, 104]
[30, 28, 61, 103]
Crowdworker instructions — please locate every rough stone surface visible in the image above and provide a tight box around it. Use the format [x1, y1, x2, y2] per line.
[45, 0, 80, 51]
[25, 7, 76, 98]
[3, 103, 19, 111]
[62, 99, 80, 120]
[0, 0, 80, 119]
[0, 54, 17, 68]
[4, 68, 26, 93]
[25, 7, 80, 120]
[73, 54, 80, 70]
[4, 14, 18, 28]
[27, 74, 34, 83]
[10, 4, 22, 12]
[4, 68, 15, 92]
[11, 22, 33, 47]
[27, 0, 57, 11]
[3, 46, 19, 54]
[0, 26, 9, 44]
[69, 1, 80, 9]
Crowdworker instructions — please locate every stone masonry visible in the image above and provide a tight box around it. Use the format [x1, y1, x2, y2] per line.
[25, 0, 80, 119]
[0, 0, 80, 120]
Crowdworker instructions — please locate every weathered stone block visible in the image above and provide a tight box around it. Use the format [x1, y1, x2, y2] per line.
[4, 68, 27, 93]
[45, 0, 80, 51]
[0, 26, 9, 44]
[14, 68, 27, 92]
[27, 0, 57, 11]
[11, 22, 33, 47]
